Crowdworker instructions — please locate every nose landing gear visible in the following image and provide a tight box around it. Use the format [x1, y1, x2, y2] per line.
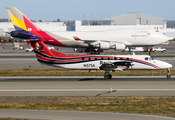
[167, 68, 171, 79]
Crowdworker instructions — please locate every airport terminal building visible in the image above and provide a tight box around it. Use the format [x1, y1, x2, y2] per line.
[0, 12, 175, 39]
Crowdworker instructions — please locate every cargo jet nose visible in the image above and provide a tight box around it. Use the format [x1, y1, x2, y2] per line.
[161, 34, 170, 43]
[154, 32, 170, 44]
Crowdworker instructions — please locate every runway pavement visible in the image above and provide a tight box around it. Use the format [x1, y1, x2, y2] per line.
[0, 76, 175, 96]
[0, 109, 175, 120]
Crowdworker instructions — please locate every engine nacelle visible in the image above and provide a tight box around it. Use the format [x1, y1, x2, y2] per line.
[99, 42, 110, 50]
[114, 43, 125, 50]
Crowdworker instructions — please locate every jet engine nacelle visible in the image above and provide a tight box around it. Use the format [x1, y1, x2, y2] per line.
[99, 42, 110, 50]
[114, 43, 125, 50]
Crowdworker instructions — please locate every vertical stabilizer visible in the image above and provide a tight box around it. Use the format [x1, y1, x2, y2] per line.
[6, 7, 41, 32]
[31, 40, 55, 59]
[6, 7, 42, 40]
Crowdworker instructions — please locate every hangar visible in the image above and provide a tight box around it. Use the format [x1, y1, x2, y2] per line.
[105, 12, 167, 28]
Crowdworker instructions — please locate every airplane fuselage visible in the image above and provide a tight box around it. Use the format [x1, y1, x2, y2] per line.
[44, 29, 169, 48]
[6, 7, 169, 50]
[37, 54, 172, 71]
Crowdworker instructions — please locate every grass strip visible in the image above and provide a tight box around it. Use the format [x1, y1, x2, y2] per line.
[0, 96, 175, 117]
[0, 69, 174, 76]
[0, 118, 29, 120]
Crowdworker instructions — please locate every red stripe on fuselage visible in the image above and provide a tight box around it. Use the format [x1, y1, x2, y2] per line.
[36, 51, 159, 69]
[131, 58, 160, 69]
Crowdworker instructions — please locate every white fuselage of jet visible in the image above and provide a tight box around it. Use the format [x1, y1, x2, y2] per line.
[49, 29, 169, 49]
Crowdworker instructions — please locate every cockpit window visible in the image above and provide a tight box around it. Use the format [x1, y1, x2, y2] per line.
[145, 57, 154, 61]
[145, 57, 148, 60]
[150, 56, 154, 60]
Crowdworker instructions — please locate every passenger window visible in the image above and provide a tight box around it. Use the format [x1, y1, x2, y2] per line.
[82, 57, 84, 61]
[95, 58, 97, 60]
[101, 57, 103, 60]
[89, 57, 90, 61]
[114, 57, 116, 60]
[108, 57, 110, 60]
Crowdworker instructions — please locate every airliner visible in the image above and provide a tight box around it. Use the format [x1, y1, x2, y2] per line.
[6, 7, 170, 51]
[30, 40, 172, 79]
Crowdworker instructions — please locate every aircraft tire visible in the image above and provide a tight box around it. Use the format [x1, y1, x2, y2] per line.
[167, 75, 171, 79]
[108, 74, 112, 79]
[104, 75, 109, 79]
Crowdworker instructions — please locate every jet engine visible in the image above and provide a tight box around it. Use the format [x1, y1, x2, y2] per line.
[92, 42, 110, 50]
[113, 43, 125, 50]
[91, 42, 125, 50]
[99, 42, 110, 49]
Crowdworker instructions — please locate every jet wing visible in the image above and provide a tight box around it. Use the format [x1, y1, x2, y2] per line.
[99, 60, 133, 71]
[73, 36, 108, 43]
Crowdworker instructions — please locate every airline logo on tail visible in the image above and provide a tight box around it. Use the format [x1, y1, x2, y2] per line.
[73, 36, 81, 41]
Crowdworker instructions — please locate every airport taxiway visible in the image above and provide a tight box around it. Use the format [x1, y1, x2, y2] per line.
[0, 109, 175, 120]
[0, 76, 175, 96]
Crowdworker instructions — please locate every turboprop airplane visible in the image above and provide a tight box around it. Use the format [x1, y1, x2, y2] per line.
[30, 40, 172, 79]
[6, 7, 170, 51]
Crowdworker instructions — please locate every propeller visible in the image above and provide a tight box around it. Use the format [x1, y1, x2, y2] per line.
[130, 52, 135, 70]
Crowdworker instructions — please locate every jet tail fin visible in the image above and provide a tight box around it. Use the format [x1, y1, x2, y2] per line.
[6, 7, 41, 40]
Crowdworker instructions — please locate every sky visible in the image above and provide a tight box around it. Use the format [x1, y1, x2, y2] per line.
[0, 0, 175, 21]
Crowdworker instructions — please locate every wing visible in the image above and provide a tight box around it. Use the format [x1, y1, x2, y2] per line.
[99, 60, 133, 71]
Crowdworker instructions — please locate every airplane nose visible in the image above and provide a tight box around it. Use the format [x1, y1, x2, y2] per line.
[154, 32, 170, 43]
[161, 62, 172, 69]
[167, 63, 173, 68]
[161, 34, 170, 43]
[155, 60, 172, 69]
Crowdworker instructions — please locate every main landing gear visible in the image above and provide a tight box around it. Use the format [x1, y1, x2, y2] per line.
[167, 68, 171, 79]
[104, 72, 112, 79]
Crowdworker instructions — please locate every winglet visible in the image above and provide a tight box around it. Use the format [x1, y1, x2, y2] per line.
[73, 36, 81, 41]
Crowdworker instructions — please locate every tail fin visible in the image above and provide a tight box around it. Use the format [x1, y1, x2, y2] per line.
[31, 40, 66, 61]
[6, 7, 67, 47]
[6, 7, 41, 40]
[6, 7, 41, 32]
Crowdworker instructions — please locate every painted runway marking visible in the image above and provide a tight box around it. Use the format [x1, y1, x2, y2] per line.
[0, 89, 175, 92]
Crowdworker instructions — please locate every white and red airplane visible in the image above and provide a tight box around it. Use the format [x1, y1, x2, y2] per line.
[6, 7, 170, 51]
[30, 40, 172, 79]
